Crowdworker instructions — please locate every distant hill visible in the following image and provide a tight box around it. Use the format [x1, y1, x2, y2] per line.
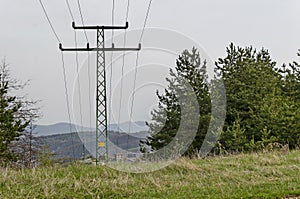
[32, 121, 149, 137]
[31, 123, 91, 137]
[39, 131, 149, 160]
[108, 121, 149, 133]
[39, 133, 87, 160]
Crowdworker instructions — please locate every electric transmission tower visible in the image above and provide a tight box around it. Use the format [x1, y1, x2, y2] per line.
[59, 21, 141, 164]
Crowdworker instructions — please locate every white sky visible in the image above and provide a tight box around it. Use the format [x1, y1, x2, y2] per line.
[0, 0, 299, 126]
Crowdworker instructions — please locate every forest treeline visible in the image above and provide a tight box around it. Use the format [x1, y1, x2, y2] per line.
[141, 43, 300, 156]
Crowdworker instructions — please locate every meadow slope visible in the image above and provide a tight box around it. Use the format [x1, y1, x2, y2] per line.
[0, 150, 300, 199]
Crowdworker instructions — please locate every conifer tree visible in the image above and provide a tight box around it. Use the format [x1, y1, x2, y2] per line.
[140, 48, 211, 155]
[0, 60, 38, 164]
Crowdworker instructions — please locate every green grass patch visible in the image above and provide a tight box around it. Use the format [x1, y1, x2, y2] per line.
[0, 150, 299, 198]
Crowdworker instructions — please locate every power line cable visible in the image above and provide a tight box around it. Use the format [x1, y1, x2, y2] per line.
[109, 0, 115, 134]
[66, 0, 91, 136]
[128, 0, 153, 136]
[75, 1, 88, 132]
[77, 0, 89, 42]
[74, 31, 84, 134]
[65, 0, 83, 148]
[76, 0, 93, 135]
[66, 0, 87, 159]
[61, 51, 76, 160]
[118, 0, 131, 152]
[117, 0, 130, 132]
[138, 0, 153, 43]
[128, 51, 139, 134]
[87, 53, 92, 130]
[111, 0, 115, 41]
[65, 0, 84, 133]
[66, 0, 88, 159]
[66, 0, 75, 21]
[126, 51, 140, 150]
[39, 0, 76, 160]
[38, 0, 61, 43]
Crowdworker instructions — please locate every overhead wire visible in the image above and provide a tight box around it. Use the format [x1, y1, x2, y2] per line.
[66, 0, 91, 159]
[128, 0, 153, 136]
[117, 0, 131, 152]
[76, 1, 92, 133]
[66, 0, 75, 21]
[60, 52, 76, 159]
[65, 1, 84, 134]
[117, 0, 130, 133]
[109, 0, 116, 135]
[77, 0, 89, 42]
[74, 0, 87, 134]
[127, 52, 139, 150]
[77, 0, 93, 136]
[39, 0, 76, 159]
[38, 0, 61, 43]
[74, 32, 84, 133]
[138, 0, 153, 43]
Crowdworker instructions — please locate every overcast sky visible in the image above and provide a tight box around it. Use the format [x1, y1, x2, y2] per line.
[0, 0, 300, 126]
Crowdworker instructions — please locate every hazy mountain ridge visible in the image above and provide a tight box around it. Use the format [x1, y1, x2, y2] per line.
[32, 121, 149, 137]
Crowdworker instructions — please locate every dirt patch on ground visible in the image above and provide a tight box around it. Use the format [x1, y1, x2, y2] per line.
[281, 196, 300, 199]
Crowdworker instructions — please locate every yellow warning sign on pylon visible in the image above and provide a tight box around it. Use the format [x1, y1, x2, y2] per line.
[98, 142, 106, 147]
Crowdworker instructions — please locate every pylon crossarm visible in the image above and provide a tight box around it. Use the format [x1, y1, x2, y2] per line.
[72, 21, 129, 30]
[59, 43, 141, 52]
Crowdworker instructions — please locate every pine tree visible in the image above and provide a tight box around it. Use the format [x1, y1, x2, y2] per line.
[140, 48, 211, 156]
[276, 50, 300, 147]
[0, 60, 39, 164]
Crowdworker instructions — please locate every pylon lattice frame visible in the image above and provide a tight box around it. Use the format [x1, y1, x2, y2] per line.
[59, 22, 141, 164]
[96, 29, 108, 161]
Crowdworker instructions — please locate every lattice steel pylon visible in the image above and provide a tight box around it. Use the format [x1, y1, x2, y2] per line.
[59, 22, 141, 164]
[96, 29, 107, 162]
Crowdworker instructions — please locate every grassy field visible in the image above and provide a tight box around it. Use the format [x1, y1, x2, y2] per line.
[0, 150, 300, 199]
